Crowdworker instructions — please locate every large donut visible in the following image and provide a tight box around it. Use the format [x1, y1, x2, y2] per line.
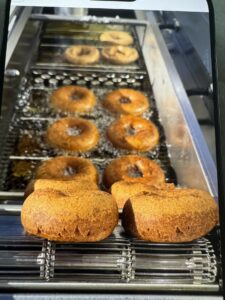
[103, 89, 149, 116]
[100, 31, 133, 46]
[101, 46, 139, 65]
[21, 189, 118, 242]
[107, 115, 159, 151]
[103, 155, 165, 188]
[50, 86, 96, 114]
[35, 156, 98, 183]
[46, 117, 100, 152]
[64, 45, 100, 65]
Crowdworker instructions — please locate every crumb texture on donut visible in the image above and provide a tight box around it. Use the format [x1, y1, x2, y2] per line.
[102, 46, 139, 65]
[100, 31, 133, 46]
[107, 115, 159, 151]
[50, 86, 96, 113]
[35, 156, 98, 183]
[103, 155, 165, 188]
[103, 89, 149, 116]
[46, 117, 100, 152]
[111, 180, 175, 209]
[64, 45, 100, 65]
[21, 189, 118, 242]
[122, 188, 219, 242]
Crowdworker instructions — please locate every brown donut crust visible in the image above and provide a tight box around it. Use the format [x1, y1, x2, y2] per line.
[107, 115, 159, 151]
[100, 31, 133, 46]
[111, 181, 175, 209]
[101, 46, 139, 65]
[64, 45, 100, 65]
[35, 156, 98, 183]
[46, 117, 100, 152]
[50, 86, 96, 113]
[122, 188, 219, 243]
[103, 89, 149, 116]
[103, 155, 165, 188]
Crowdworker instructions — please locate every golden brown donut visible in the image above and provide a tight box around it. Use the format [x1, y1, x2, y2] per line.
[101, 46, 139, 65]
[107, 115, 159, 151]
[100, 31, 133, 46]
[21, 189, 118, 242]
[103, 89, 149, 116]
[50, 86, 96, 114]
[111, 180, 175, 209]
[46, 117, 100, 152]
[122, 188, 219, 243]
[103, 155, 165, 188]
[24, 179, 99, 199]
[35, 156, 98, 183]
[64, 45, 100, 65]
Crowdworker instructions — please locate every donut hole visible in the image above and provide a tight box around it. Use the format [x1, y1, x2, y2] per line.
[79, 48, 91, 56]
[70, 91, 85, 101]
[126, 125, 136, 136]
[111, 33, 120, 40]
[128, 165, 143, 178]
[176, 227, 184, 237]
[67, 126, 82, 136]
[63, 166, 76, 177]
[119, 97, 132, 104]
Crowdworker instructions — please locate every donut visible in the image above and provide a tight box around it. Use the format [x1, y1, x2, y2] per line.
[46, 117, 100, 152]
[103, 155, 165, 188]
[111, 180, 175, 209]
[101, 46, 139, 65]
[21, 189, 118, 242]
[103, 89, 149, 116]
[24, 179, 99, 198]
[50, 86, 96, 114]
[35, 156, 98, 183]
[107, 115, 159, 151]
[64, 45, 100, 65]
[122, 188, 219, 242]
[100, 31, 133, 46]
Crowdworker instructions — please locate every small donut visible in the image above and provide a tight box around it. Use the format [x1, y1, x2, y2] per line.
[24, 179, 99, 198]
[21, 189, 118, 242]
[35, 156, 98, 183]
[111, 180, 175, 210]
[64, 45, 100, 65]
[107, 115, 159, 151]
[103, 89, 149, 116]
[50, 86, 96, 114]
[122, 188, 219, 242]
[100, 31, 133, 46]
[101, 46, 139, 65]
[46, 117, 100, 152]
[103, 155, 165, 188]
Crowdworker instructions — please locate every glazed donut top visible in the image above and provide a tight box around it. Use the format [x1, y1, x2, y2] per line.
[103, 155, 165, 188]
[107, 115, 159, 151]
[100, 31, 133, 46]
[50, 86, 96, 114]
[46, 117, 100, 152]
[64, 45, 100, 65]
[103, 89, 149, 116]
[101, 46, 139, 65]
[35, 156, 98, 183]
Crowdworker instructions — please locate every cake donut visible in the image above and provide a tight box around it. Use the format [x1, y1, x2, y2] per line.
[107, 115, 159, 151]
[100, 31, 133, 46]
[50, 86, 96, 114]
[46, 117, 100, 152]
[101, 46, 139, 65]
[103, 155, 165, 188]
[24, 179, 99, 199]
[103, 89, 149, 116]
[122, 188, 219, 242]
[21, 189, 118, 242]
[64, 45, 100, 65]
[35, 156, 98, 183]
[111, 180, 175, 210]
